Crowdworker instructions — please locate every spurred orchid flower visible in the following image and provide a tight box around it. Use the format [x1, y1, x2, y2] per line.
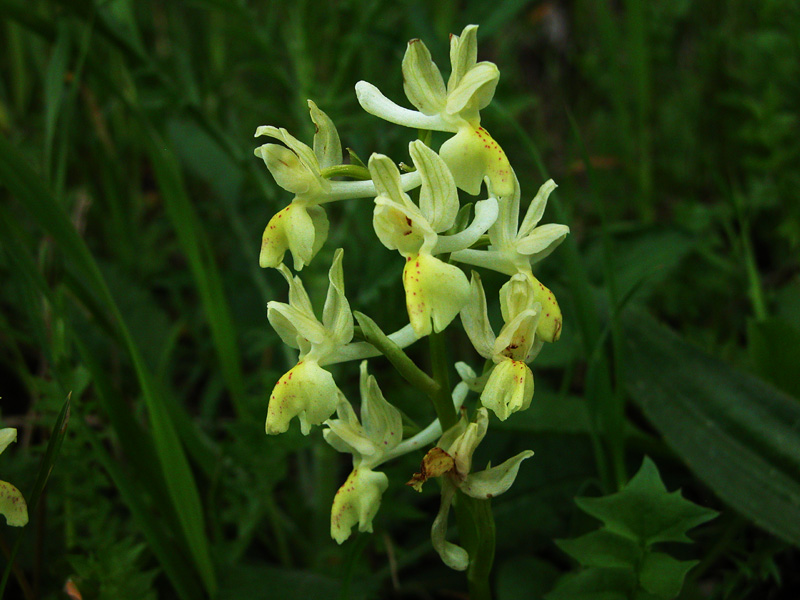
[256, 100, 422, 271]
[452, 172, 569, 342]
[408, 409, 532, 570]
[325, 363, 471, 543]
[368, 140, 498, 337]
[460, 272, 544, 420]
[356, 25, 514, 197]
[0, 428, 28, 527]
[325, 361, 401, 543]
[265, 249, 353, 435]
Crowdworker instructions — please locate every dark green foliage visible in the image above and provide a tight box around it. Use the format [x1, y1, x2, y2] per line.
[549, 458, 716, 600]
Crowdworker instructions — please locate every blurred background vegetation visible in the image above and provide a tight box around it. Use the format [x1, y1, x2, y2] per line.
[1, 0, 799, 598]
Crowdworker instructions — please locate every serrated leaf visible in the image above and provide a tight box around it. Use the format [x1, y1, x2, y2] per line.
[556, 529, 642, 569]
[546, 567, 635, 600]
[638, 552, 697, 600]
[576, 457, 717, 545]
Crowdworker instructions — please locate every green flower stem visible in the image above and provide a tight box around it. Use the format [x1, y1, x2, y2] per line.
[429, 331, 494, 600]
[353, 312, 439, 399]
[428, 331, 458, 430]
[455, 494, 496, 600]
[320, 164, 371, 181]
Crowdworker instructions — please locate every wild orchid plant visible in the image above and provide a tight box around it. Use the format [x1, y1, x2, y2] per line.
[256, 25, 568, 596]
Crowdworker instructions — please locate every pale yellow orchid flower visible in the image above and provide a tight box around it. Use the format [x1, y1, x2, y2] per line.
[265, 249, 353, 435]
[256, 100, 422, 270]
[460, 272, 544, 420]
[408, 409, 533, 570]
[368, 140, 498, 337]
[452, 172, 569, 342]
[356, 25, 514, 197]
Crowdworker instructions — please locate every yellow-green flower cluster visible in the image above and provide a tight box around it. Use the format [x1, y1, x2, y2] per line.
[254, 25, 568, 569]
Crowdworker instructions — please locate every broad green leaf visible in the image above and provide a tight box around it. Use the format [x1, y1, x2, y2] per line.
[623, 309, 800, 546]
[747, 316, 800, 398]
[556, 530, 642, 569]
[576, 457, 717, 546]
[496, 556, 560, 600]
[546, 567, 634, 600]
[638, 552, 697, 600]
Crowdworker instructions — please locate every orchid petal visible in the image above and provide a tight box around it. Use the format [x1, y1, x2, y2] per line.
[255, 126, 320, 176]
[518, 179, 557, 237]
[323, 395, 376, 458]
[461, 450, 534, 499]
[409, 141, 458, 233]
[266, 361, 340, 435]
[493, 309, 540, 362]
[516, 224, 570, 257]
[358, 361, 403, 456]
[372, 197, 427, 255]
[445, 408, 489, 477]
[446, 62, 500, 117]
[255, 143, 317, 196]
[403, 253, 470, 337]
[278, 263, 315, 316]
[459, 272, 497, 359]
[499, 272, 537, 323]
[331, 468, 388, 544]
[322, 249, 354, 347]
[308, 100, 342, 170]
[439, 126, 513, 197]
[267, 302, 324, 349]
[448, 25, 479, 91]
[0, 480, 28, 527]
[488, 170, 521, 248]
[480, 359, 534, 421]
[0, 428, 17, 455]
[528, 273, 563, 343]
[291, 205, 329, 271]
[402, 38, 447, 115]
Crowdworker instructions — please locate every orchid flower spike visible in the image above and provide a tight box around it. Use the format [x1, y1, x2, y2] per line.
[460, 272, 544, 420]
[265, 249, 353, 435]
[369, 140, 498, 337]
[256, 100, 422, 270]
[407, 409, 533, 570]
[452, 172, 569, 342]
[356, 25, 514, 197]
[0, 428, 28, 527]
